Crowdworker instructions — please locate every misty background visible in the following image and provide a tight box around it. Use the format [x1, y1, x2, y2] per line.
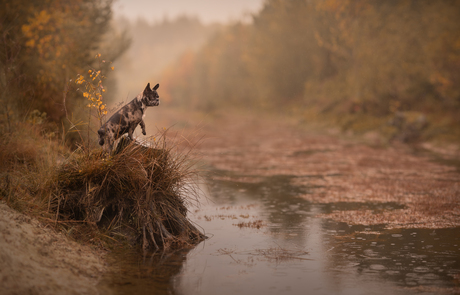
[1, 0, 459, 143]
[110, 0, 263, 100]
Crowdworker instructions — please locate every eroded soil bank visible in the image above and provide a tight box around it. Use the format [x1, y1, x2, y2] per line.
[0, 202, 109, 295]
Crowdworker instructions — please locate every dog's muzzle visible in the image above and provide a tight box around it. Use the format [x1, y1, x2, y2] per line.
[147, 100, 160, 107]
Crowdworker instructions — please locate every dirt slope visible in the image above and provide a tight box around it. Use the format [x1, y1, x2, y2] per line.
[0, 202, 109, 295]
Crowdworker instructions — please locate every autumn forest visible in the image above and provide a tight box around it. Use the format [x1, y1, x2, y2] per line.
[160, 0, 460, 141]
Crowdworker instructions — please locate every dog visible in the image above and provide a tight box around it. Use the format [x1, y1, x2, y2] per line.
[97, 83, 160, 153]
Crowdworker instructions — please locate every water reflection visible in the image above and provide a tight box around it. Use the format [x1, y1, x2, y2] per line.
[99, 248, 192, 294]
[207, 172, 313, 245]
[100, 170, 460, 295]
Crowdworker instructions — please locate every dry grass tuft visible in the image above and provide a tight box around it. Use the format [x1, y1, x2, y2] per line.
[0, 122, 205, 251]
[0, 122, 65, 216]
[53, 134, 206, 251]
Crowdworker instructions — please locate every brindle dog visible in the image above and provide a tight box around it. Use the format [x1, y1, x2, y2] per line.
[97, 83, 160, 152]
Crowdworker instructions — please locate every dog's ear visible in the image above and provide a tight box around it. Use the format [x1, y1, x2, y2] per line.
[144, 83, 151, 93]
[153, 83, 159, 90]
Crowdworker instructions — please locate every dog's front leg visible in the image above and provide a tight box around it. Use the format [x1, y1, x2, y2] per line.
[140, 120, 146, 135]
[128, 126, 135, 141]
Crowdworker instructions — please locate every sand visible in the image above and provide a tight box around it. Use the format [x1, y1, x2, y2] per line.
[0, 202, 109, 295]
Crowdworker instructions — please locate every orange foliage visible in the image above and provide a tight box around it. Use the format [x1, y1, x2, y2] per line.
[1, 0, 117, 123]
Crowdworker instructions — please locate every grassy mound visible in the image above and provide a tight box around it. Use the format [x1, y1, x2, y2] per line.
[54, 135, 205, 251]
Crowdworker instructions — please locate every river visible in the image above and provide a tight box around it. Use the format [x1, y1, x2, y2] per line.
[99, 109, 460, 294]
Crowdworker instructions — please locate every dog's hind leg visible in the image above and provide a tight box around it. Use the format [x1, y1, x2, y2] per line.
[105, 137, 114, 153]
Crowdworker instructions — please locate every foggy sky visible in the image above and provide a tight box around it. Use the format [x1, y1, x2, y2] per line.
[113, 0, 265, 24]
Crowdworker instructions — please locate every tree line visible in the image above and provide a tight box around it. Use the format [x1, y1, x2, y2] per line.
[161, 0, 460, 129]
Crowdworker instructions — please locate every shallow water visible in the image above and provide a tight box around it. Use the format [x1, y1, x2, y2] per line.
[99, 170, 460, 295]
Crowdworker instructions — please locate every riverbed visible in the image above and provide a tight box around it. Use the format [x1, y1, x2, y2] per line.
[97, 109, 460, 294]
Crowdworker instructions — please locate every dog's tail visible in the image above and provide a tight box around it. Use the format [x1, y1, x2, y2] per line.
[97, 129, 105, 146]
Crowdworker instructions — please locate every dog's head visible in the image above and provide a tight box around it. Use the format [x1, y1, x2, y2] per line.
[141, 83, 160, 107]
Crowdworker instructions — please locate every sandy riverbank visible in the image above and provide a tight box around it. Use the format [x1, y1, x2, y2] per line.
[0, 201, 109, 295]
